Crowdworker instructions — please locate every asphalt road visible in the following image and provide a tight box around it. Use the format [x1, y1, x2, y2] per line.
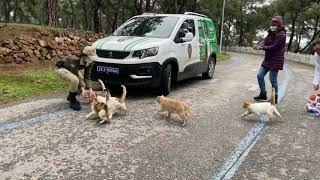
[0, 53, 318, 180]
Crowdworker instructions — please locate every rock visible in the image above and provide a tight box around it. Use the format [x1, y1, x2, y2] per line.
[68, 34, 74, 39]
[3, 43, 14, 49]
[45, 54, 51, 60]
[30, 56, 39, 63]
[57, 50, 63, 58]
[73, 36, 81, 41]
[35, 45, 41, 50]
[11, 45, 19, 51]
[4, 56, 14, 63]
[13, 54, 20, 59]
[34, 50, 40, 56]
[20, 39, 29, 45]
[73, 50, 82, 56]
[38, 39, 47, 47]
[39, 56, 45, 61]
[0, 55, 4, 63]
[69, 46, 76, 51]
[2, 39, 14, 44]
[80, 38, 86, 43]
[64, 50, 72, 56]
[30, 45, 36, 50]
[47, 40, 58, 49]
[0, 47, 12, 56]
[26, 38, 34, 44]
[26, 49, 34, 56]
[15, 57, 24, 64]
[41, 48, 48, 55]
[54, 37, 63, 44]
[51, 51, 57, 57]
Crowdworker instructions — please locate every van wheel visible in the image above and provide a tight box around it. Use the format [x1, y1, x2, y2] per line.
[202, 56, 216, 79]
[160, 64, 172, 95]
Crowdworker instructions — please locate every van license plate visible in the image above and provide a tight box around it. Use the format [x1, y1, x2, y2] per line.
[97, 66, 119, 75]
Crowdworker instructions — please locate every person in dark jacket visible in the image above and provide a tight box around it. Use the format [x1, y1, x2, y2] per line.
[55, 46, 96, 110]
[253, 15, 286, 104]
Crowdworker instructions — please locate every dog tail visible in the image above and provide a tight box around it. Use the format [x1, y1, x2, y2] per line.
[98, 79, 110, 101]
[184, 104, 194, 117]
[271, 87, 276, 105]
[119, 85, 127, 103]
[98, 79, 106, 91]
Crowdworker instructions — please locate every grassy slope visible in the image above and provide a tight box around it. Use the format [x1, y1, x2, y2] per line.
[0, 67, 67, 104]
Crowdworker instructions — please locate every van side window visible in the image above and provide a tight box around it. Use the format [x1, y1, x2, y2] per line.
[174, 19, 195, 43]
[198, 20, 208, 38]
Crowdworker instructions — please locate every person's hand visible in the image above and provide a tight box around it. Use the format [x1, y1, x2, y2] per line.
[314, 84, 319, 91]
[253, 45, 261, 50]
[81, 87, 89, 98]
[88, 88, 96, 98]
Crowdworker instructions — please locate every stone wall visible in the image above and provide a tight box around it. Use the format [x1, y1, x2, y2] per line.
[0, 30, 104, 64]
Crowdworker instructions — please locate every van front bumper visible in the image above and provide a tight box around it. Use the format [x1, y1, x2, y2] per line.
[91, 62, 162, 88]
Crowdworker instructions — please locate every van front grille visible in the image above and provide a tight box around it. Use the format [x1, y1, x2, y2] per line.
[96, 49, 130, 59]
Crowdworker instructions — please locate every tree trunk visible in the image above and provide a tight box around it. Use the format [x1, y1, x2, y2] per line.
[47, 0, 58, 26]
[238, 1, 244, 46]
[80, 0, 88, 30]
[287, 13, 297, 52]
[145, 0, 151, 12]
[299, 14, 319, 53]
[4, 0, 11, 22]
[173, 0, 178, 13]
[68, 0, 75, 29]
[13, 0, 18, 22]
[90, 0, 102, 33]
[111, 11, 118, 33]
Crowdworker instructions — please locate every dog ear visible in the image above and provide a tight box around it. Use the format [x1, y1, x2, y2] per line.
[243, 101, 251, 108]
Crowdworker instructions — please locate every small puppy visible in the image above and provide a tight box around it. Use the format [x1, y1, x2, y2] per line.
[85, 79, 111, 123]
[242, 88, 283, 120]
[156, 95, 193, 127]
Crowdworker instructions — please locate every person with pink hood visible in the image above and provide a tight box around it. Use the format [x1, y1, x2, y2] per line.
[253, 14, 286, 104]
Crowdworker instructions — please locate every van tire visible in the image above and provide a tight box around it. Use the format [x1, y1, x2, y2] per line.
[202, 56, 216, 79]
[160, 64, 172, 95]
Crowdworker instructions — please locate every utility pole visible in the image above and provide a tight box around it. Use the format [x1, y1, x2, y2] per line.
[219, 0, 226, 53]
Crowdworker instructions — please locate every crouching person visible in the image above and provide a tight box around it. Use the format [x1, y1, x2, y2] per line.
[55, 46, 96, 110]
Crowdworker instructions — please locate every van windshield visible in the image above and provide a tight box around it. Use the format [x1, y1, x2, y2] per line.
[113, 16, 179, 38]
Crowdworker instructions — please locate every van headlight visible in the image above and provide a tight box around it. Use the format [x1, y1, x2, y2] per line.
[133, 47, 159, 59]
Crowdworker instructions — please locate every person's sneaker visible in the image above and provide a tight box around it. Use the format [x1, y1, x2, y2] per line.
[68, 92, 81, 110]
[254, 92, 267, 101]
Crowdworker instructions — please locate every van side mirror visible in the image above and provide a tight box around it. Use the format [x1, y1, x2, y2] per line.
[181, 32, 194, 42]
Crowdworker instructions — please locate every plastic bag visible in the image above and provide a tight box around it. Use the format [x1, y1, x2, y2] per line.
[306, 91, 320, 115]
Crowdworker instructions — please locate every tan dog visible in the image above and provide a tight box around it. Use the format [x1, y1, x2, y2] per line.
[156, 95, 193, 127]
[95, 84, 128, 122]
[85, 79, 111, 123]
[242, 88, 283, 120]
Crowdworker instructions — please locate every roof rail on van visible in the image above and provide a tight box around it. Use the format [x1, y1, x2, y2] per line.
[184, 12, 207, 17]
[142, 12, 157, 16]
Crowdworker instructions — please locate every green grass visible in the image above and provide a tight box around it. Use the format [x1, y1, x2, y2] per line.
[0, 68, 67, 103]
[217, 52, 231, 61]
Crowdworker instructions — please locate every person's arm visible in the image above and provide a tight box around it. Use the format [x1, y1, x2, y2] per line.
[313, 55, 320, 89]
[261, 32, 286, 51]
[83, 63, 93, 89]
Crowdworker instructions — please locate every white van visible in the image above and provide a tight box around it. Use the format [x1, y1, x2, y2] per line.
[91, 12, 217, 95]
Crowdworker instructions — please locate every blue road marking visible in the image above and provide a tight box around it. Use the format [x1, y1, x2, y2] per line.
[0, 110, 68, 134]
[214, 67, 289, 180]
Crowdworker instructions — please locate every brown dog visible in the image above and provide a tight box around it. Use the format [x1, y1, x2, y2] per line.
[156, 95, 193, 127]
